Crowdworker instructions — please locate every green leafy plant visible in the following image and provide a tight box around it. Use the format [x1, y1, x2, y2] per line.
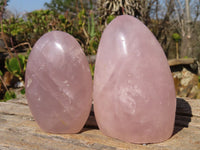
[106, 15, 115, 24]
[0, 70, 3, 77]
[3, 91, 16, 101]
[172, 33, 181, 42]
[87, 11, 95, 38]
[20, 88, 25, 95]
[0, 10, 72, 48]
[26, 10, 71, 44]
[89, 63, 95, 79]
[86, 11, 99, 55]
[5, 54, 27, 81]
[0, 67, 17, 101]
[0, 16, 27, 47]
[0, 69, 11, 101]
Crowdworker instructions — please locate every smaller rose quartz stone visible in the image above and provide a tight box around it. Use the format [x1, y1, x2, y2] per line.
[25, 31, 92, 133]
[93, 15, 176, 143]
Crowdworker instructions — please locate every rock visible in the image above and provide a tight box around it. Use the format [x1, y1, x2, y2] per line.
[93, 15, 176, 144]
[14, 81, 24, 88]
[189, 85, 199, 98]
[25, 31, 93, 134]
[172, 68, 199, 98]
[181, 68, 197, 86]
[196, 89, 200, 99]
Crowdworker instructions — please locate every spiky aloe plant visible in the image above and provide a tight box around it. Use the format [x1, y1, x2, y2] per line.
[98, 0, 141, 23]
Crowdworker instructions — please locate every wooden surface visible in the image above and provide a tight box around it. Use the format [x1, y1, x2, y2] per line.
[168, 58, 196, 66]
[86, 55, 197, 67]
[0, 97, 200, 150]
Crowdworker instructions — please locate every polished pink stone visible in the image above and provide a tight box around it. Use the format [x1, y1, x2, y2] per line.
[25, 31, 92, 133]
[93, 15, 176, 143]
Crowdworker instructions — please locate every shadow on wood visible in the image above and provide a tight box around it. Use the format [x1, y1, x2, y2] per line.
[1, 98, 200, 149]
[83, 98, 193, 137]
[173, 97, 192, 135]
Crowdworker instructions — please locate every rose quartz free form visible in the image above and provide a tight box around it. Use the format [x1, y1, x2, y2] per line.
[25, 31, 92, 133]
[93, 15, 176, 143]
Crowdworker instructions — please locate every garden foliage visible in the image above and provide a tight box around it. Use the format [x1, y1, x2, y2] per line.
[0, 0, 200, 101]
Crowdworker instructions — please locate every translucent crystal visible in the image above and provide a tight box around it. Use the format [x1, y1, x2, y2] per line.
[93, 15, 176, 143]
[25, 31, 93, 133]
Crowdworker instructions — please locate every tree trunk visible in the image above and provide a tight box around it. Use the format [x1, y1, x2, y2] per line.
[176, 42, 179, 59]
[180, 35, 192, 58]
[180, 0, 192, 58]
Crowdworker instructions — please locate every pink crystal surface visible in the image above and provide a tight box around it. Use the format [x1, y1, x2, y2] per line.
[25, 31, 92, 133]
[93, 15, 176, 143]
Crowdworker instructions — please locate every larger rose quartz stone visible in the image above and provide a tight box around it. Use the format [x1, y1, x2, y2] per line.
[93, 15, 176, 143]
[25, 31, 92, 133]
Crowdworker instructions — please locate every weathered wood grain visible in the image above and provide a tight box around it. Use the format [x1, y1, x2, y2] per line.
[0, 97, 200, 150]
[168, 58, 196, 66]
[87, 56, 197, 67]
